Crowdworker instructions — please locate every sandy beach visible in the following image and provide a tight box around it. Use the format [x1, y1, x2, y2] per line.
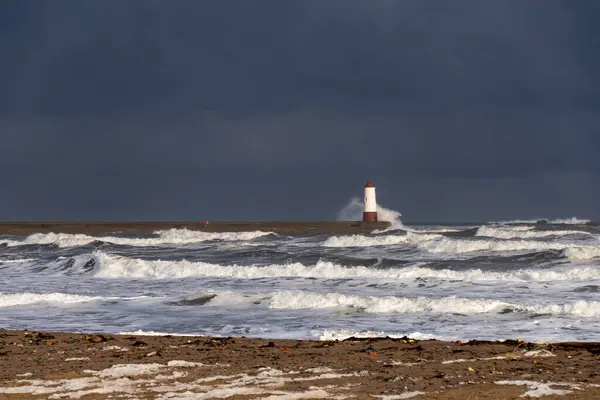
[0, 329, 599, 399]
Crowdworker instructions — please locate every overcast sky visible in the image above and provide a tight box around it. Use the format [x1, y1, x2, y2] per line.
[1, 1, 599, 223]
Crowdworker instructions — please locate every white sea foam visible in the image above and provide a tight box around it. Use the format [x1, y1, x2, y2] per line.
[323, 234, 408, 247]
[155, 228, 274, 243]
[230, 290, 600, 317]
[103, 345, 129, 351]
[81, 287, 600, 319]
[268, 291, 511, 314]
[414, 234, 600, 259]
[551, 217, 592, 224]
[496, 217, 590, 225]
[0, 229, 273, 248]
[86, 250, 600, 282]
[89, 363, 173, 378]
[166, 360, 204, 368]
[323, 231, 444, 247]
[0, 292, 147, 308]
[0, 258, 37, 263]
[0, 361, 218, 398]
[523, 349, 556, 358]
[563, 246, 600, 260]
[409, 227, 464, 233]
[476, 226, 591, 239]
[0, 292, 103, 307]
[92, 251, 389, 280]
[495, 380, 576, 397]
[417, 236, 557, 254]
[322, 230, 600, 255]
[523, 300, 600, 318]
[374, 393, 425, 400]
[317, 329, 442, 341]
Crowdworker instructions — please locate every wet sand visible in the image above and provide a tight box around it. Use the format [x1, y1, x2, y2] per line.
[0, 329, 599, 399]
[0, 221, 391, 236]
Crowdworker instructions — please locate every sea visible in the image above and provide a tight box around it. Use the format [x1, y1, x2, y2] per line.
[1, 200, 599, 343]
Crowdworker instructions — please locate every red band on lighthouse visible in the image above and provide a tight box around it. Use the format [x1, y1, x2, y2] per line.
[363, 181, 377, 222]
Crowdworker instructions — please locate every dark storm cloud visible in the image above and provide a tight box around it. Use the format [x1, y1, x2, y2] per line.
[1, 1, 599, 221]
[2, 0, 595, 114]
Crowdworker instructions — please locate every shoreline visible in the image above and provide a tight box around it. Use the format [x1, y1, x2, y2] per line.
[0, 221, 391, 236]
[1, 328, 599, 399]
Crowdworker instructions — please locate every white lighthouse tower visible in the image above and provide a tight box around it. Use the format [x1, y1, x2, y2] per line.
[363, 181, 377, 222]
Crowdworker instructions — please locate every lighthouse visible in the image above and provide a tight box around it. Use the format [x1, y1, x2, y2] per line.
[363, 181, 378, 222]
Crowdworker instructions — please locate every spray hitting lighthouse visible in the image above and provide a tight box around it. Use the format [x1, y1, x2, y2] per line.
[363, 181, 378, 222]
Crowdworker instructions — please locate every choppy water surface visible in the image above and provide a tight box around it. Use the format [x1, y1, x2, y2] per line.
[1, 216, 599, 342]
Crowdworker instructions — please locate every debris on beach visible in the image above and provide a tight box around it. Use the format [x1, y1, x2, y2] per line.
[0, 330, 598, 399]
[85, 334, 110, 343]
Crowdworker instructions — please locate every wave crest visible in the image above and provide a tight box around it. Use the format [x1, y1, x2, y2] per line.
[182, 290, 600, 318]
[50, 251, 599, 282]
[476, 226, 591, 240]
[0, 292, 146, 308]
[415, 235, 600, 260]
[322, 234, 408, 247]
[496, 217, 591, 225]
[0, 229, 274, 248]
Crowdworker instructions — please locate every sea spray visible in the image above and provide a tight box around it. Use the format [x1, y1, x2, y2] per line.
[337, 196, 403, 229]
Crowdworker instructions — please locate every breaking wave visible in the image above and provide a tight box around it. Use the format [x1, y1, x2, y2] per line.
[268, 291, 512, 314]
[323, 232, 444, 247]
[562, 247, 600, 260]
[414, 235, 600, 259]
[475, 226, 592, 240]
[172, 290, 600, 318]
[0, 258, 37, 264]
[24, 250, 598, 282]
[496, 217, 591, 225]
[0, 292, 148, 308]
[0, 229, 273, 248]
[268, 292, 600, 317]
[322, 234, 408, 247]
[321, 231, 600, 260]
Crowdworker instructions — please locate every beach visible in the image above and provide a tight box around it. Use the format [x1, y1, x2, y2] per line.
[0, 329, 599, 399]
